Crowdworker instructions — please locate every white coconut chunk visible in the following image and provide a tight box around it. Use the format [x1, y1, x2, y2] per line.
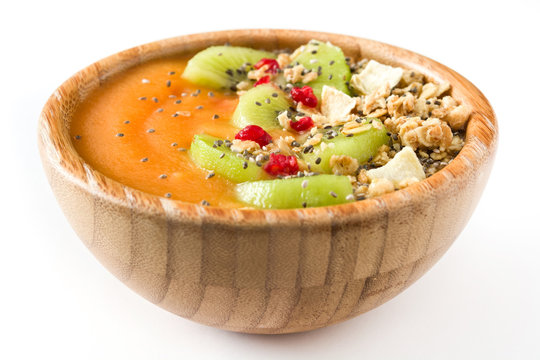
[367, 146, 425, 187]
[321, 85, 356, 123]
[350, 60, 404, 95]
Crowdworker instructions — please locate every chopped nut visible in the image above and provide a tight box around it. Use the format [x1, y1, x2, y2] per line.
[357, 169, 370, 184]
[415, 118, 453, 150]
[275, 136, 296, 156]
[397, 177, 421, 189]
[236, 80, 251, 91]
[329, 155, 359, 176]
[387, 92, 415, 118]
[248, 66, 270, 81]
[342, 122, 372, 135]
[290, 45, 306, 60]
[304, 133, 323, 147]
[284, 64, 305, 83]
[362, 83, 390, 115]
[277, 111, 292, 131]
[302, 71, 318, 83]
[420, 81, 451, 99]
[400, 70, 425, 86]
[230, 139, 260, 153]
[277, 53, 292, 68]
[444, 104, 472, 130]
[371, 144, 391, 166]
[367, 178, 395, 197]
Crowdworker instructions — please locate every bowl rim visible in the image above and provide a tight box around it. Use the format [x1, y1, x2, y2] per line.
[38, 29, 498, 226]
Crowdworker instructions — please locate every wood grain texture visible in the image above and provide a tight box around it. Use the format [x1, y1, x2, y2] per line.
[37, 29, 498, 334]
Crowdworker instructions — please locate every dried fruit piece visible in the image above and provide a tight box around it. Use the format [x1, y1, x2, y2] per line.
[350, 60, 403, 95]
[254, 75, 270, 87]
[290, 116, 314, 132]
[366, 146, 425, 187]
[290, 86, 318, 108]
[263, 153, 299, 177]
[234, 125, 272, 147]
[254, 58, 280, 74]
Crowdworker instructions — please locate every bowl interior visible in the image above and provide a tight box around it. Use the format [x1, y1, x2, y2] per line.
[39, 29, 498, 225]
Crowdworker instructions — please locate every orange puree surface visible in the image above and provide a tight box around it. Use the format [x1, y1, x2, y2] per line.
[71, 57, 257, 207]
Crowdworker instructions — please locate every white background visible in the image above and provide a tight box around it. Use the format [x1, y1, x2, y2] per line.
[1, 0, 539, 359]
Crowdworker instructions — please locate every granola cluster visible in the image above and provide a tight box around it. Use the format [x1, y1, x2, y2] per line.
[231, 46, 471, 200]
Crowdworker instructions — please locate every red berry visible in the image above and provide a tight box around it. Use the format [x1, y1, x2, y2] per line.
[290, 116, 314, 132]
[290, 86, 318, 108]
[234, 125, 272, 147]
[254, 58, 280, 74]
[263, 153, 299, 177]
[254, 75, 270, 87]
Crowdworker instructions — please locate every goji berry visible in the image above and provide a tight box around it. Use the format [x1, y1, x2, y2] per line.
[234, 125, 272, 147]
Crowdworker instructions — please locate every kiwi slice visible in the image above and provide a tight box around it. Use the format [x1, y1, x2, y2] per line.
[231, 84, 292, 129]
[181, 46, 275, 90]
[236, 174, 353, 209]
[189, 134, 265, 183]
[304, 120, 390, 173]
[293, 40, 352, 98]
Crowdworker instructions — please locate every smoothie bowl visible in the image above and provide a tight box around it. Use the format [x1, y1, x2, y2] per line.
[38, 29, 497, 334]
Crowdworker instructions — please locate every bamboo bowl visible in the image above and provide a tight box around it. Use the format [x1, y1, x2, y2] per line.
[38, 29, 497, 334]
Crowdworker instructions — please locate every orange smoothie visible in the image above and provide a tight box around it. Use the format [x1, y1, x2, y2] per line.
[71, 57, 251, 207]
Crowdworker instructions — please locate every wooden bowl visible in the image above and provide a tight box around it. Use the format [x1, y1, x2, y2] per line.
[38, 29, 497, 334]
